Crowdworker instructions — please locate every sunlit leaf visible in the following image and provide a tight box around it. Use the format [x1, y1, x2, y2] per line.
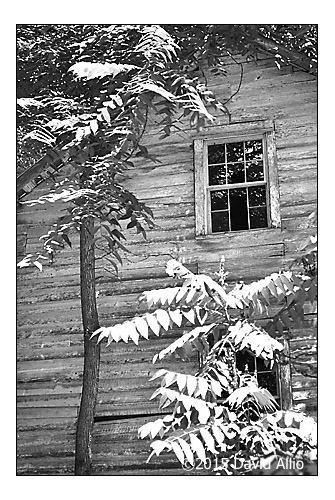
[155, 309, 171, 331]
[163, 371, 177, 387]
[149, 387, 161, 401]
[128, 322, 140, 345]
[211, 425, 226, 446]
[33, 260, 43, 271]
[98, 329, 109, 343]
[189, 433, 206, 463]
[110, 326, 122, 342]
[210, 379, 222, 397]
[169, 308, 183, 327]
[90, 119, 99, 135]
[171, 440, 185, 464]
[69, 61, 136, 80]
[182, 309, 196, 324]
[145, 313, 161, 335]
[177, 438, 194, 466]
[176, 373, 187, 392]
[186, 375, 197, 397]
[199, 428, 217, 454]
[197, 377, 208, 398]
[141, 82, 175, 101]
[196, 401, 211, 424]
[101, 106, 111, 124]
[150, 439, 172, 457]
[118, 323, 130, 343]
[134, 316, 149, 339]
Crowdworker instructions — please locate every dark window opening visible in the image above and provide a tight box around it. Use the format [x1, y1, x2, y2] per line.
[236, 349, 279, 399]
[207, 139, 268, 233]
[230, 188, 248, 231]
[205, 331, 279, 401]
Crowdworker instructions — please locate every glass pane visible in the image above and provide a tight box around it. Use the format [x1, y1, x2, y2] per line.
[248, 185, 267, 207]
[245, 139, 263, 161]
[208, 144, 225, 164]
[246, 161, 264, 182]
[236, 350, 257, 373]
[230, 188, 248, 231]
[209, 164, 226, 185]
[249, 206, 268, 229]
[226, 141, 244, 163]
[257, 371, 278, 396]
[211, 211, 229, 233]
[257, 357, 272, 371]
[211, 190, 228, 211]
[227, 162, 245, 184]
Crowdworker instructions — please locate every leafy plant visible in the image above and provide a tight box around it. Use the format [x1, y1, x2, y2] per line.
[17, 25, 230, 275]
[16, 24, 233, 476]
[94, 241, 317, 474]
[17, 24, 317, 475]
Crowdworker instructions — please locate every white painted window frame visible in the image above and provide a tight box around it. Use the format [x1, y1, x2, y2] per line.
[194, 120, 281, 237]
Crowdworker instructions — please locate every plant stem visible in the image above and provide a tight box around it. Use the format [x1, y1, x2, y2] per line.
[75, 217, 100, 475]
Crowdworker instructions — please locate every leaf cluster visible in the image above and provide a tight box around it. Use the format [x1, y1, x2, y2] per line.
[93, 247, 317, 473]
[17, 25, 229, 273]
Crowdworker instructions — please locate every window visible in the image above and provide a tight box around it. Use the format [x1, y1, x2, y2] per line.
[204, 330, 292, 411]
[194, 121, 281, 236]
[235, 349, 279, 401]
[236, 341, 293, 411]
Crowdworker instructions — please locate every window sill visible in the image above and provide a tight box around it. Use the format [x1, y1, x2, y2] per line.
[195, 226, 283, 247]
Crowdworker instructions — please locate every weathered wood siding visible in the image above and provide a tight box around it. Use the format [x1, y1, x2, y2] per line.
[17, 55, 317, 475]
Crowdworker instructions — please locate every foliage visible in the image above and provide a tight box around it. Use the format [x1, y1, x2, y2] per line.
[164, 24, 317, 75]
[93, 232, 317, 475]
[17, 24, 317, 274]
[17, 24, 229, 274]
[17, 25, 317, 474]
[16, 25, 260, 270]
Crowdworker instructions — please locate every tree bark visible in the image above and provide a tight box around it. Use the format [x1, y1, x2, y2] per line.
[75, 217, 100, 475]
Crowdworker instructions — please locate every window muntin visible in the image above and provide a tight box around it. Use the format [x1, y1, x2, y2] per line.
[207, 138, 269, 233]
[194, 121, 281, 237]
[203, 330, 290, 409]
[235, 349, 279, 399]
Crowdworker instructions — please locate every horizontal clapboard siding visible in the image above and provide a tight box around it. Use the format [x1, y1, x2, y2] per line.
[17, 55, 317, 474]
[91, 417, 206, 475]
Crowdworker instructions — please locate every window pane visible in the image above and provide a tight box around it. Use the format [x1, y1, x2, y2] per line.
[230, 188, 248, 231]
[211, 211, 229, 233]
[208, 144, 225, 164]
[236, 352, 278, 397]
[257, 357, 273, 372]
[209, 164, 226, 185]
[211, 190, 228, 211]
[226, 141, 244, 163]
[248, 185, 267, 207]
[246, 161, 264, 182]
[236, 350, 257, 372]
[227, 162, 245, 184]
[256, 359, 278, 396]
[245, 139, 263, 161]
[257, 371, 278, 396]
[249, 207, 268, 229]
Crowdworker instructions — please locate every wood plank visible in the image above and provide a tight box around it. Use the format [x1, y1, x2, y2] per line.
[17, 57, 317, 475]
[91, 417, 201, 475]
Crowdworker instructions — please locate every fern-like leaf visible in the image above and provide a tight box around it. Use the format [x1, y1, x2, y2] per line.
[152, 323, 216, 363]
[228, 320, 284, 361]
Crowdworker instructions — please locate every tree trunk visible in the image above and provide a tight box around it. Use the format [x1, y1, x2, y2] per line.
[75, 217, 100, 475]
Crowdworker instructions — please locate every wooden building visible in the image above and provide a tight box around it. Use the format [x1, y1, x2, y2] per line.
[17, 53, 317, 475]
